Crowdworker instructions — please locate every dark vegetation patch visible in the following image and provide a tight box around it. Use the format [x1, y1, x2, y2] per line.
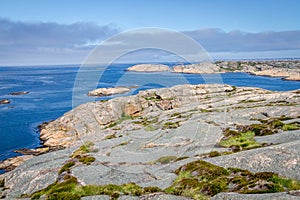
[145, 94, 162, 101]
[0, 178, 4, 188]
[103, 133, 118, 140]
[153, 156, 178, 164]
[162, 121, 180, 129]
[133, 116, 159, 126]
[78, 156, 96, 165]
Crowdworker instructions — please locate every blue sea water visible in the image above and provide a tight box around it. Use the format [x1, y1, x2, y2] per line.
[0, 64, 299, 173]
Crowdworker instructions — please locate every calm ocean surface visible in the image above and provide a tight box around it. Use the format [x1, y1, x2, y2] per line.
[0, 64, 299, 173]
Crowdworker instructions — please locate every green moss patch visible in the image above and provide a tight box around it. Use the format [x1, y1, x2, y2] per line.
[282, 123, 300, 131]
[31, 176, 79, 199]
[240, 117, 299, 136]
[78, 156, 96, 165]
[31, 178, 161, 200]
[221, 116, 300, 152]
[165, 160, 300, 199]
[153, 156, 178, 164]
[58, 161, 76, 175]
[219, 131, 262, 151]
[70, 141, 95, 158]
[106, 113, 133, 129]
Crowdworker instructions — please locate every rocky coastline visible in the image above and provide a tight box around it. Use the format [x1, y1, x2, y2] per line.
[126, 60, 300, 81]
[216, 60, 300, 81]
[1, 84, 300, 199]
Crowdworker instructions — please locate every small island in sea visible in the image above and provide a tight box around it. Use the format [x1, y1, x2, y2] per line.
[0, 60, 299, 200]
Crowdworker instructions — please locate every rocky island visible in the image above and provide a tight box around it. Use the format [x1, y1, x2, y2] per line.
[87, 87, 131, 97]
[126, 64, 171, 72]
[9, 91, 29, 96]
[1, 84, 300, 199]
[0, 99, 10, 105]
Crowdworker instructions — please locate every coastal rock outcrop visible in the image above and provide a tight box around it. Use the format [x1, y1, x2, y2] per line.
[126, 64, 171, 72]
[1, 84, 300, 199]
[39, 84, 300, 149]
[87, 87, 131, 96]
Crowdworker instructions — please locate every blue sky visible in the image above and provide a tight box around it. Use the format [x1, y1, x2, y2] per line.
[1, 0, 300, 65]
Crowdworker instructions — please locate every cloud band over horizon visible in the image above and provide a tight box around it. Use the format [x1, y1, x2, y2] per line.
[1, 18, 300, 65]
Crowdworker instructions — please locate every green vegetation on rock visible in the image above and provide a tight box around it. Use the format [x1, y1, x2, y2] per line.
[153, 156, 178, 164]
[219, 131, 262, 151]
[70, 141, 95, 158]
[282, 123, 300, 131]
[30, 176, 161, 200]
[107, 113, 133, 129]
[28, 158, 300, 200]
[31, 176, 79, 199]
[58, 161, 75, 175]
[103, 133, 117, 140]
[163, 121, 180, 129]
[165, 160, 300, 199]
[220, 116, 300, 152]
[134, 116, 158, 126]
[78, 156, 96, 165]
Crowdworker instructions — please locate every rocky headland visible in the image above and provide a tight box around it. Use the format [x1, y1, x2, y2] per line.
[126, 60, 300, 81]
[1, 84, 300, 199]
[216, 60, 300, 81]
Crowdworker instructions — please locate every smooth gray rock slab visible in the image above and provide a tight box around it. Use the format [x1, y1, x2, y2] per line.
[81, 195, 111, 200]
[211, 192, 300, 200]
[256, 130, 300, 144]
[208, 140, 300, 180]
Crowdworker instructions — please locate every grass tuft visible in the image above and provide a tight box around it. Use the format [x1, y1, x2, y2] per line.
[58, 161, 75, 175]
